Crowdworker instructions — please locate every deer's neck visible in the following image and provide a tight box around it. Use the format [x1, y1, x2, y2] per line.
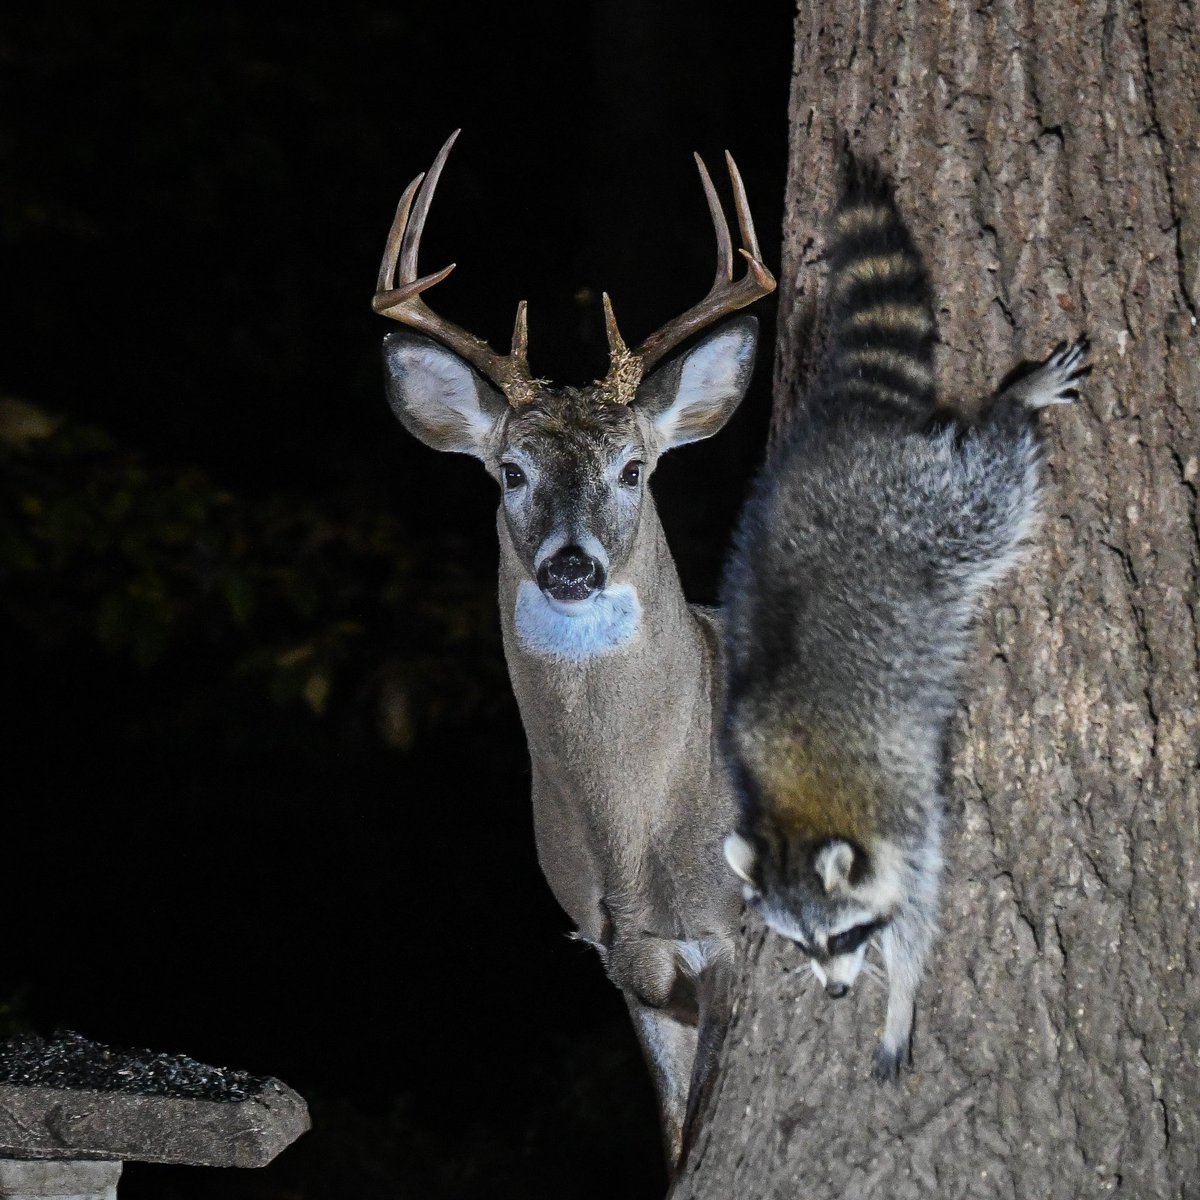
[496, 501, 729, 938]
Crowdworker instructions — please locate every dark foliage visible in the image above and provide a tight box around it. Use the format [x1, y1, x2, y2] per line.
[1, 401, 504, 749]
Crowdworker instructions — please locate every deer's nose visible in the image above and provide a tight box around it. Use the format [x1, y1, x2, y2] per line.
[537, 545, 605, 602]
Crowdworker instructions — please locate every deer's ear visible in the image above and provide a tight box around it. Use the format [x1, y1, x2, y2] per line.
[635, 316, 758, 452]
[382, 331, 509, 458]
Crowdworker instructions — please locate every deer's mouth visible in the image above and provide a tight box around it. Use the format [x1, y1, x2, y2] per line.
[544, 592, 598, 613]
[542, 581, 600, 607]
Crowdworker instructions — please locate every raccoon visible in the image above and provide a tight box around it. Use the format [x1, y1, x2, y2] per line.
[720, 156, 1089, 1080]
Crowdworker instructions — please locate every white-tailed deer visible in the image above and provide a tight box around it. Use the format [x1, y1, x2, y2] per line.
[372, 131, 775, 1169]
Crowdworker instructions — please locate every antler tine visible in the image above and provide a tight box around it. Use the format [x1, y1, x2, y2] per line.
[724, 150, 763, 263]
[624, 152, 777, 379]
[694, 153, 734, 286]
[371, 131, 539, 407]
[600, 291, 645, 403]
[601, 292, 626, 354]
[375, 172, 423, 296]
[512, 300, 529, 359]
[398, 129, 459, 282]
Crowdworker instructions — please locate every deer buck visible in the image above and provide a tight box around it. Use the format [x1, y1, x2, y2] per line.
[372, 131, 775, 1169]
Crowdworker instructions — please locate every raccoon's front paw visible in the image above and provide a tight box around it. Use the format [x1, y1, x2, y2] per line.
[872, 1040, 912, 1084]
[1020, 335, 1091, 410]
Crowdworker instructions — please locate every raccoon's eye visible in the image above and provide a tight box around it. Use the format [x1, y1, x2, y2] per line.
[791, 937, 814, 957]
[827, 920, 884, 957]
[502, 463, 527, 490]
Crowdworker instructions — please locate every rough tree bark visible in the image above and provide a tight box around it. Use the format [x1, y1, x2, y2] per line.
[675, 1, 1198, 1197]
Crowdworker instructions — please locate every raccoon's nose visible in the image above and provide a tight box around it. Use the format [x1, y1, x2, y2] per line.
[537, 545, 606, 602]
[825, 981, 850, 999]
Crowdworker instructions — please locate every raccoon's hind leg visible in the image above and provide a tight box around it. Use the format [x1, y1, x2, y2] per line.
[873, 908, 931, 1082]
[994, 336, 1090, 413]
[932, 335, 1089, 596]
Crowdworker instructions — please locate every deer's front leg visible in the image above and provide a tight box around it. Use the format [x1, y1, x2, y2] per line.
[625, 995, 698, 1173]
[681, 955, 734, 1159]
[607, 932, 700, 1173]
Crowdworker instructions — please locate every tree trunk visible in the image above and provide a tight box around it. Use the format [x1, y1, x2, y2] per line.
[675, 1, 1199, 1197]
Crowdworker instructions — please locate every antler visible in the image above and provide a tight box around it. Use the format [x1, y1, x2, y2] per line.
[374, 136, 774, 409]
[601, 151, 776, 401]
[372, 130, 540, 408]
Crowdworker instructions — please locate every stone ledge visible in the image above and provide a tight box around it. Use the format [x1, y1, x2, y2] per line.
[0, 1080, 309, 1168]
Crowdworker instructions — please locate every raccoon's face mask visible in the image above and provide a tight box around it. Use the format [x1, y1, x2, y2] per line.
[801, 915, 888, 996]
[724, 832, 890, 997]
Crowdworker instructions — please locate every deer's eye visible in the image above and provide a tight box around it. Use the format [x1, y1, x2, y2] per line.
[619, 461, 643, 488]
[502, 463, 527, 490]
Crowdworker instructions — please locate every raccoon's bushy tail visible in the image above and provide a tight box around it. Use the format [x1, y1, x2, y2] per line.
[822, 156, 935, 422]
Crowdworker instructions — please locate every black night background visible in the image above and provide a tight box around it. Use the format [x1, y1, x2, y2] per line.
[2, 3, 793, 1196]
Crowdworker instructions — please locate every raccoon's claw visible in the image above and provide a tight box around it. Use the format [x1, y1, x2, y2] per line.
[872, 1041, 911, 1084]
[1048, 334, 1091, 380]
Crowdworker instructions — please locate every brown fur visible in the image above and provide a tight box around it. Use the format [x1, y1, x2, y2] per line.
[737, 724, 882, 847]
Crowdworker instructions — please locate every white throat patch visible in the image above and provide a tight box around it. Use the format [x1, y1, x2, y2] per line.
[514, 580, 642, 660]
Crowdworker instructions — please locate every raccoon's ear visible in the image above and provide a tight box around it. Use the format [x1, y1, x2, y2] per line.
[814, 839, 856, 895]
[724, 831, 760, 891]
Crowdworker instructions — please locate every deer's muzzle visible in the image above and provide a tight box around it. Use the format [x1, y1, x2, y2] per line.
[537, 545, 606, 604]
